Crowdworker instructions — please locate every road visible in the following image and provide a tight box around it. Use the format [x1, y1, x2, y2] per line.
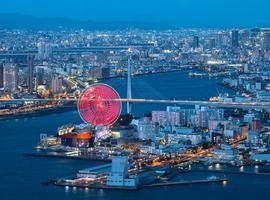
[1, 98, 270, 109]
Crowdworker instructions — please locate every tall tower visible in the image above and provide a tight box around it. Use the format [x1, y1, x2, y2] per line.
[127, 56, 132, 114]
[192, 36, 199, 49]
[263, 31, 270, 51]
[232, 30, 239, 47]
[0, 62, 3, 88]
[27, 55, 33, 93]
[210, 38, 216, 49]
[3, 63, 18, 93]
[51, 75, 63, 95]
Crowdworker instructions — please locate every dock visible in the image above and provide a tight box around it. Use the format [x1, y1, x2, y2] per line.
[23, 152, 111, 162]
[52, 178, 227, 190]
[55, 182, 139, 190]
[191, 169, 270, 177]
[142, 178, 227, 188]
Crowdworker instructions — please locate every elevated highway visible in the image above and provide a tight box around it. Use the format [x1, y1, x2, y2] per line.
[1, 98, 270, 110]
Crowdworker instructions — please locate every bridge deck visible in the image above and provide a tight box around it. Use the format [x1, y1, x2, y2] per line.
[0, 98, 269, 109]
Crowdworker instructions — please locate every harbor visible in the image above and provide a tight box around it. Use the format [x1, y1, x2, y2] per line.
[53, 177, 228, 190]
[48, 159, 229, 190]
[2, 71, 270, 200]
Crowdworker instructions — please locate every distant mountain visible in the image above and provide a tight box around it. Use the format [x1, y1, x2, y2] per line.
[0, 13, 170, 30]
[0, 13, 93, 30]
[1, 13, 268, 30]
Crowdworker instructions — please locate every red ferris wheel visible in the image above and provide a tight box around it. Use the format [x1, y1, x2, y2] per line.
[78, 84, 122, 126]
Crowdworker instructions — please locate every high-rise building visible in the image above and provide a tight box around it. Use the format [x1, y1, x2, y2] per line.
[263, 31, 270, 51]
[44, 44, 52, 59]
[167, 127, 202, 145]
[138, 120, 159, 141]
[3, 63, 18, 93]
[231, 30, 239, 47]
[0, 62, 3, 88]
[35, 65, 46, 88]
[210, 38, 216, 49]
[37, 42, 52, 60]
[37, 42, 45, 60]
[51, 75, 63, 94]
[192, 36, 199, 49]
[240, 30, 250, 44]
[217, 32, 230, 48]
[198, 108, 224, 128]
[152, 111, 180, 126]
[217, 32, 225, 48]
[27, 55, 34, 93]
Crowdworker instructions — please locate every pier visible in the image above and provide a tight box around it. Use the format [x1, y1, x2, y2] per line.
[23, 152, 111, 162]
[142, 178, 227, 188]
[53, 178, 227, 190]
[190, 169, 270, 177]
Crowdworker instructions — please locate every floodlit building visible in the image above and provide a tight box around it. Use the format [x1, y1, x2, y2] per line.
[167, 127, 202, 145]
[211, 145, 240, 161]
[3, 63, 18, 93]
[152, 110, 180, 126]
[106, 156, 138, 188]
[37, 42, 52, 60]
[138, 120, 159, 141]
[181, 107, 224, 128]
[51, 75, 63, 94]
[247, 131, 259, 144]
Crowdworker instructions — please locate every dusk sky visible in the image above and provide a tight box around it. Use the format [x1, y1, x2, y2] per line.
[0, 0, 270, 27]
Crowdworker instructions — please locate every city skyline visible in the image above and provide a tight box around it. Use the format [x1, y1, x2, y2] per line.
[2, 1, 270, 199]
